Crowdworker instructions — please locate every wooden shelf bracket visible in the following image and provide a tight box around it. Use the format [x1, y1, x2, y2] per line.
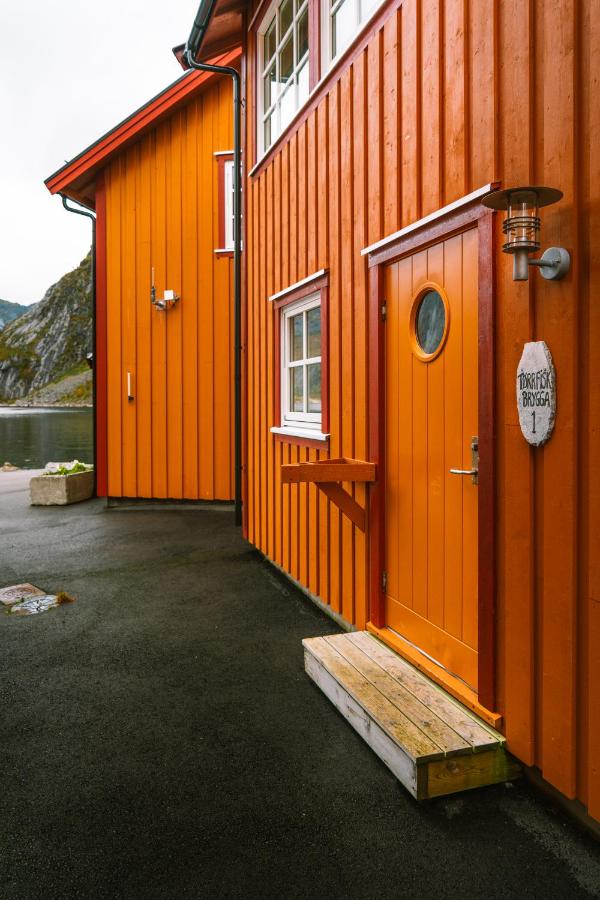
[280, 458, 376, 532]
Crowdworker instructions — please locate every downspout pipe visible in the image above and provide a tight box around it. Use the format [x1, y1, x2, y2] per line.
[184, 16, 243, 528]
[60, 195, 97, 495]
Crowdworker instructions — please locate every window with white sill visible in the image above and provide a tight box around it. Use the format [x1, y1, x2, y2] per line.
[281, 294, 322, 435]
[223, 159, 235, 250]
[258, 0, 310, 154]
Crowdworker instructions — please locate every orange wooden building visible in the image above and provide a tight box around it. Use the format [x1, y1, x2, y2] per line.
[45, 51, 239, 501]
[184, 1, 600, 823]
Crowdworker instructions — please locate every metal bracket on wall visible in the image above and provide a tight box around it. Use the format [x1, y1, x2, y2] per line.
[280, 458, 377, 532]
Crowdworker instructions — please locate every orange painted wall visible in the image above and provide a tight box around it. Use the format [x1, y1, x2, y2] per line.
[103, 76, 234, 500]
[243, 0, 600, 820]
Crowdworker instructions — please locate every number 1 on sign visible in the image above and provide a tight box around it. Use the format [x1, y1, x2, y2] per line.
[532, 411, 536, 434]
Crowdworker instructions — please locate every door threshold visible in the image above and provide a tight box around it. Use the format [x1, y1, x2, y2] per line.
[366, 622, 502, 730]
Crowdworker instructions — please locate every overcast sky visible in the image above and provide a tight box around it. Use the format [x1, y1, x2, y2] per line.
[0, 1, 197, 305]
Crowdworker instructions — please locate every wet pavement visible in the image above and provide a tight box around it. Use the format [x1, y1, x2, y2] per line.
[2, 472, 600, 899]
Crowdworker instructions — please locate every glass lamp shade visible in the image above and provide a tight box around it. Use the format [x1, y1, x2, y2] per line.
[482, 185, 565, 282]
[482, 185, 563, 253]
[503, 189, 540, 252]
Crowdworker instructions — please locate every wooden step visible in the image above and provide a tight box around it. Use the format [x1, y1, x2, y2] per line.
[303, 632, 518, 800]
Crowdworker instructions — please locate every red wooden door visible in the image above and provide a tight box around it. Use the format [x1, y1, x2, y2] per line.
[384, 230, 479, 690]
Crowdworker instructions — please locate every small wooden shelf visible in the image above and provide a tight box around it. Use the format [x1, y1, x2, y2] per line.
[281, 457, 376, 531]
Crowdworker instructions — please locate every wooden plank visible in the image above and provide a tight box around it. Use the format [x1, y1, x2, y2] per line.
[198, 92, 215, 500]
[425, 241, 445, 630]
[105, 162, 123, 497]
[423, 748, 517, 800]
[136, 134, 154, 499]
[351, 632, 501, 748]
[363, 626, 502, 732]
[382, 9, 400, 235]
[280, 459, 376, 484]
[317, 483, 366, 532]
[400, 0, 420, 225]
[166, 110, 183, 499]
[303, 637, 443, 761]
[304, 647, 419, 797]
[181, 99, 199, 500]
[325, 635, 472, 755]
[420, 0, 441, 215]
[539, 0, 578, 799]
[352, 48, 368, 630]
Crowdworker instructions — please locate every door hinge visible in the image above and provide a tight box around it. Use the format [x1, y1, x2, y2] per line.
[381, 302, 387, 321]
[381, 570, 388, 592]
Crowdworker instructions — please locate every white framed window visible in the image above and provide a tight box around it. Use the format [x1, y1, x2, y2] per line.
[258, 0, 310, 155]
[223, 159, 235, 250]
[281, 293, 322, 433]
[322, 0, 384, 69]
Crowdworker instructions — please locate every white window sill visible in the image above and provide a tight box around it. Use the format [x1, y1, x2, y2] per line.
[270, 426, 329, 442]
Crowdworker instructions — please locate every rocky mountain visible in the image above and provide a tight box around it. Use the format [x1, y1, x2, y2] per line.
[0, 299, 30, 330]
[0, 253, 92, 403]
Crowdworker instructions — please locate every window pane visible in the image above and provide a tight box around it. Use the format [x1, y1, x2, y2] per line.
[264, 19, 276, 66]
[290, 313, 303, 360]
[280, 81, 295, 130]
[264, 114, 272, 148]
[280, 31, 294, 83]
[415, 290, 446, 354]
[332, 0, 354, 57]
[360, 0, 380, 17]
[291, 366, 304, 412]
[264, 65, 276, 109]
[279, 0, 293, 36]
[307, 307, 320, 357]
[297, 6, 309, 62]
[307, 363, 321, 413]
[297, 62, 309, 107]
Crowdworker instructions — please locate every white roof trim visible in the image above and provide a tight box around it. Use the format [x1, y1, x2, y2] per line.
[213, 150, 234, 157]
[361, 184, 495, 257]
[268, 269, 327, 303]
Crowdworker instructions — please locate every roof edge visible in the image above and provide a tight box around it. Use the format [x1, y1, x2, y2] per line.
[45, 47, 241, 198]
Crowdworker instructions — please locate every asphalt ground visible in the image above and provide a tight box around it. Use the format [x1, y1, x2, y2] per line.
[2, 471, 600, 899]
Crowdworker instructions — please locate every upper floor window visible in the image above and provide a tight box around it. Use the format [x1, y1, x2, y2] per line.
[223, 159, 235, 250]
[259, 0, 310, 153]
[215, 152, 242, 255]
[325, 0, 383, 63]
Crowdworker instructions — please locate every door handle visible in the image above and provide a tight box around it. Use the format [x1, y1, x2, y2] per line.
[449, 437, 478, 485]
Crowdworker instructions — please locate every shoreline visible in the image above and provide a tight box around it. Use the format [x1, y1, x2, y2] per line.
[0, 404, 92, 411]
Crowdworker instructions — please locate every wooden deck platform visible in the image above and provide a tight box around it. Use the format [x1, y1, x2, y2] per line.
[303, 632, 517, 800]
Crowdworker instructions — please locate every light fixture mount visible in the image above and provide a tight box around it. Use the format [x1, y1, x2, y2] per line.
[482, 185, 570, 282]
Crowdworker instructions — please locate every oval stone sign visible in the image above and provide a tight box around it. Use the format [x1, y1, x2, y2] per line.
[516, 341, 556, 446]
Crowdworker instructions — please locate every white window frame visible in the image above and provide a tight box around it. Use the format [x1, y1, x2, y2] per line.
[280, 293, 322, 434]
[257, 0, 310, 157]
[223, 159, 235, 250]
[321, 0, 385, 72]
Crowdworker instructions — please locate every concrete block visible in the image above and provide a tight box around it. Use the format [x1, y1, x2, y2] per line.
[30, 470, 94, 506]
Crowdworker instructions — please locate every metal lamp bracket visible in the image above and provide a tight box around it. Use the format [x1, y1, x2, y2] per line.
[528, 247, 571, 281]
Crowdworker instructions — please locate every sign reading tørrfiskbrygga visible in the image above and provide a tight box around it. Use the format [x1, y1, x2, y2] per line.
[516, 341, 556, 447]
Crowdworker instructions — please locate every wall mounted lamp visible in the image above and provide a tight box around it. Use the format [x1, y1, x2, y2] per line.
[151, 267, 180, 311]
[482, 186, 570, 282]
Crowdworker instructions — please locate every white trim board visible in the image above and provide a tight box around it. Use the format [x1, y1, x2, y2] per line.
[268, 269, 327, 303]
[361, 184, 496, 257]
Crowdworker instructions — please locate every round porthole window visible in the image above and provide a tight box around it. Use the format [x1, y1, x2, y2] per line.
[413, 289, 448, 358]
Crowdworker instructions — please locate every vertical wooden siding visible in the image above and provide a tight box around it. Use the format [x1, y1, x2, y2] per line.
[244, 0, 600, 819]
[104, 77, 234, 500]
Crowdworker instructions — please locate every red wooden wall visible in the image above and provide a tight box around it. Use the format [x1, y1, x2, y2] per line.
[102, 77, 235, 500]
[242, 0, 600, 821]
